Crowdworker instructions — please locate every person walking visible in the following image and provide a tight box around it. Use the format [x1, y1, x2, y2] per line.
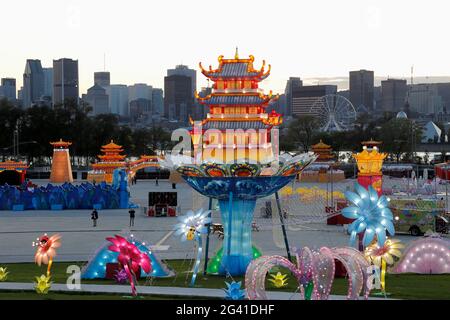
[91, 209, 98, 227]
[129, 208, 135, 227]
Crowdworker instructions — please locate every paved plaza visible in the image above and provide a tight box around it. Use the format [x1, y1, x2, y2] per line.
[0, 179, 419, 264]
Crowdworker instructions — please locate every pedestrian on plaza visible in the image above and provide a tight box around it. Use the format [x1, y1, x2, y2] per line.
[129, 208, 135, 227]
[91, 209, 98, 227]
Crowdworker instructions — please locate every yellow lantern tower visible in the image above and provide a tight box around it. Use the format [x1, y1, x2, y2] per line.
[50, 139, 73, 183]
[90, 140, 126, 183]
[191, 50, 282, 163]
[353, 140, 387, 195]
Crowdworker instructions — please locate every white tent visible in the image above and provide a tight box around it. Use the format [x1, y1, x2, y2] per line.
[421, 121, 442, 143]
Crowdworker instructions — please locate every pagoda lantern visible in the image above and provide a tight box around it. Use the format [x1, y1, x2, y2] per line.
[50, 139, 73, 183]
[191, 50, 282, 163]
[89, 140, 126, 183]
[353, 140, 386, 195]
[311, 140, 334, 162]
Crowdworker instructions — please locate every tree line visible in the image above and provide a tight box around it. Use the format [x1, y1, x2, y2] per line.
[0, 98, 173, 167]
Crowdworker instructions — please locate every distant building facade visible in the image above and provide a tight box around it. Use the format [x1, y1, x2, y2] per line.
[284, 77, 303, 116]
[167, 65, 196, 94]
[0, 78, 16, 101]
[381, 79, 407, 113]
[291, 85, 337, 117]
[152, 88, 164, 116]
[23, 59, 45, 108]
[94, 72, 110, 88]
[164, 74, 193, 122]
[408, 84, 444, 117]
[82, 84, 109, 115]
[43, 68, 53, 100]
[129, 98, 151, 124]
[53, 58, 79, 105]
[107, 85, 129, 116]
[349, 69, 374, 111]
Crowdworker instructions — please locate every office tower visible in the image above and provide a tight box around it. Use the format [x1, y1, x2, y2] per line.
[53, 58, 79, 105]
[107, 85, 129, 116]
[164, 74, 193, 122]
[381, 79, 407, 112]
[94, 72, 110, 87]
[349, 69, 374, 112]
[152, 88, 164, 115]
[291, 85, 337, 117]
[129, 98, 151, 124]
[167, 64, 196, 94]
[82, 84, 109, 115]
[42, 68, 53, 99]
[408, 84, 444, 116]
[0, 78, 16, 101]
[284, 77, 303, 116]
[128, 83, 152, 102]
[23, 59, 44, 108]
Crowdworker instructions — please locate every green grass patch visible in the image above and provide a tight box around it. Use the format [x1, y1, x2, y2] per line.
[0, 261, 449, 300]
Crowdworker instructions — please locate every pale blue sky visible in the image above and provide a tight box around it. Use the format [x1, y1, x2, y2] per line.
[1, 0, 449, 94]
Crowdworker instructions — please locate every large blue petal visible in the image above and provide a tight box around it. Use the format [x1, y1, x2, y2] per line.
[363, 226, 376, 247]
[368, 186, 379, 206]
[355, 183, 370, 203]
[377, 196, 389, 208]
[349, 231, 358, 247]
[345, 191, 362, 207]
[380, 219, 395, 236]
[341, 206, 360, 219]
[375, 224, 386, 246]
[380, 207, 393, 219]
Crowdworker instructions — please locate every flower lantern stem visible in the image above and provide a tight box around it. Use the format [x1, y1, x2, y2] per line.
[46, 258, 53, 277]
[380, 258, 386, 293]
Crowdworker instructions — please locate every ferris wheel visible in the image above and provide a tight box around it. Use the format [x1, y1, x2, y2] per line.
[309, 94, 357, 132]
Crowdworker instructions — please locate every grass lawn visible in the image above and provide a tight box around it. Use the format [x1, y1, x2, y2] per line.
[0, 260, 449, 300]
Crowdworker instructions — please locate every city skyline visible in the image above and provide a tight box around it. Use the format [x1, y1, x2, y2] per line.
[1, 0, 450, 95]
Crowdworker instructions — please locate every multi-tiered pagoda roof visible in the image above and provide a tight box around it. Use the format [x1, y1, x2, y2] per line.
[192, 51, 282, 131]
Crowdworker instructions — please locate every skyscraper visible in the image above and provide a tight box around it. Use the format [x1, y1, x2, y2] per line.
[53, 58, 79, 105]
[0, 78, 16, 101]
[284, 77, 303, 116]
[164, 74, 193, 122]
[167, 65, 196, 94]
[152, 88, 164, 115]
[107, 85, 129, 116]
[43, 68, 53, 99]
[23, 59, 44, 108]
[82, 84, 109, 115]
[94, 72, 110, 88]
[381, 79, 407, 113]
[291, 85, 337, 117]
[349, 69, 374, 112]
[128, 83, 152, 102]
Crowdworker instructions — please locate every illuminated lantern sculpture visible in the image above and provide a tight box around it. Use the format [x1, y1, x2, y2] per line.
[50, 139, 73, 183]
[88, 140, 126, 183]
[393, 235, 450, 274]
[353, 140, 386, 195]
[33, 233, 61, 277]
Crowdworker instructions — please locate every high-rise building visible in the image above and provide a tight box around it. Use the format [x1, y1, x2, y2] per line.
[0, 78, 16, 101]
[164, 74, 193, 122]
[43, 68, 53, 99]
[82, 84, 109, 115]
[291, 85, 337, 117]
[408, 84, 444, 116]
[167, 65, 196, 94]
[94, 72, 110, 87]
[349, 69, 374, 112]
[381, 79, 407, 113]
[23, 59, 44, 108]
[128, 83, 152, 102]
[129, 98, 151, 124]
[107, 85, 129, 116]
[284, 77, 303, 116]
[53, 58, 79, 105]
[152, 88, 164, 116]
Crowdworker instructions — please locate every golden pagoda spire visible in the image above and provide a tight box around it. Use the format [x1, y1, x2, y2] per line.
[235, 46, 239, 59]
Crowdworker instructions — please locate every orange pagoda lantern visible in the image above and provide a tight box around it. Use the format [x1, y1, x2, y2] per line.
[353, 140, 386, 195]
[311, 140, 334, 162]
[191, 49, 282, 163]
[89, 140, 126, 183]
[50, 139, 73, 183]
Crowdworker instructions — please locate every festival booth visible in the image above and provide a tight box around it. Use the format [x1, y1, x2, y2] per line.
[435, 162, 450, 180]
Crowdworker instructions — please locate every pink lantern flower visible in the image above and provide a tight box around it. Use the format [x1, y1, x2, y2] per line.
[106, 235, 151, 296]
